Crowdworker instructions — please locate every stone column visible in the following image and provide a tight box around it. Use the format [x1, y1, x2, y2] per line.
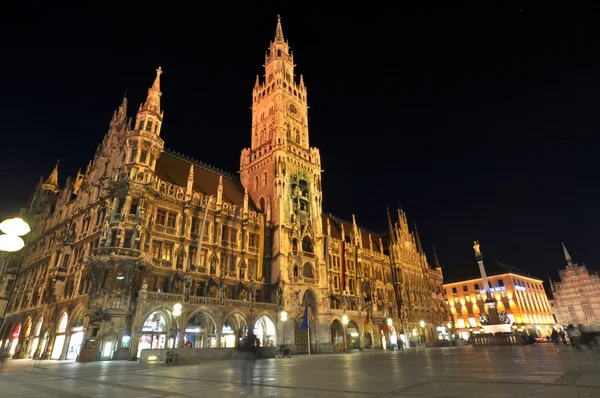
[58, 332, 71, 360]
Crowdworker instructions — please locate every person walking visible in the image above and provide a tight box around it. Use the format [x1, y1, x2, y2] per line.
[550, 329, 559, 345]
[567, 324, 583, 351]
[238, 332, 257, 396]
[559, 328, 568, 345]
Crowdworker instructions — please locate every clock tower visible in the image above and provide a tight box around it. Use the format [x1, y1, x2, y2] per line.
[240, 16, 324, 290]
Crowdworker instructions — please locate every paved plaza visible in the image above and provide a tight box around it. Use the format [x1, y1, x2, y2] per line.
[1, 344, 599, 397]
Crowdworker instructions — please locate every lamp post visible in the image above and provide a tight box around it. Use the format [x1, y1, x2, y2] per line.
[280, 311, 287, 347]
[342, 314, 349, 351]
[172, 303, 182, 348]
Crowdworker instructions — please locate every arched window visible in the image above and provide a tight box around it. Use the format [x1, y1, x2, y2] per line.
[286, 125, 291, 140]
[262, 171, 268, 187]
[254, 176, 259, 191]
[302, 236, 313, 253]
[130, 147, 138, 163]
[292, 238, 298, 251]
[268, 125, 274, 139]
[277, 49, 282, 57]
[293, 265, 299, 278]
[295, 130, 300, 144]
[259, 197, 265, 212]
[303, 263, 313, 279]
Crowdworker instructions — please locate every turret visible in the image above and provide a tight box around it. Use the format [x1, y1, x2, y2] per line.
[125, 67, 166, 174]
[562, 242, 574, 267]
[42, 160, 60, 193]
[185, 165, 194, 201]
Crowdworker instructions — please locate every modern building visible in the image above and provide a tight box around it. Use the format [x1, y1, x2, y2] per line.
[0, 16, 450, 361]
[443, 260, 555, 339]
[549, 243, 600, 325]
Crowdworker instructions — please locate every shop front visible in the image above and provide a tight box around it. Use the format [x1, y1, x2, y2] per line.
[51, 312, 69, 359]
[8, 322, 21, 356]
[184, 312, 217, 348]
[253, 316, 276, 347]
[137, 310, 177, 358]
[29, 317, 44, 359]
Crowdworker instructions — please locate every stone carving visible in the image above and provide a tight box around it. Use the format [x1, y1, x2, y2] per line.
[473, 240, 481, 256]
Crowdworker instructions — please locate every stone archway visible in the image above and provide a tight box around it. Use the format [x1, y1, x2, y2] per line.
[346, 320, 361, 350]
[295, 289, 318, 354]
[137, 308, 178, 358]
[221, 312, 248, 348]
[253, 315, 276, 347]
[184, 311, 217, 348]
[331, 319, 344, 351]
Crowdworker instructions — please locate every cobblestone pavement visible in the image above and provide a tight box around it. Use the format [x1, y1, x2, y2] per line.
[1, 344, 599, 397]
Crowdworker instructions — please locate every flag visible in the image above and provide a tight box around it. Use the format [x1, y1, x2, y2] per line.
[340, 240, 345, 291]
[257, 214, 264, 279]
[381, 317, 389, 333]
[300, 304, 309, 330]
[364, 313, 372, 333]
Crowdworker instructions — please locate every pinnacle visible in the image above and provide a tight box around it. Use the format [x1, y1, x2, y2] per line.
[275, 15, 284, 42]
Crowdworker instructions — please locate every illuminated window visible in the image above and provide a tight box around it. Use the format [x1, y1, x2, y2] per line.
[454, 297, 459, 303]
[465, 296, 471, 303]
[476, 294, 482, 301]
[501, 291, 507, 298]
[152, 242, 161, 259]
[162, 242, 173, 261]
[457, 319, 465, 328]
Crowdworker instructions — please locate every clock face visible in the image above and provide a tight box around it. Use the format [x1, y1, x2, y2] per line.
[289, 103, 298, 115]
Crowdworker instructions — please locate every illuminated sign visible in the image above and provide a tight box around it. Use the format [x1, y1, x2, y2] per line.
[515, 286, 526, 291]
[147, 355, 158, 361]
[480, 286, 505, 293]
[222, 325, 234, 335]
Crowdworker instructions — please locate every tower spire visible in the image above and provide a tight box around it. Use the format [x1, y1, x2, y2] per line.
[562, 242, 573, 266]
[142, 66, 163, 115]
[42, 160, 60, 192]
[414, 222, 424, 255]
[274, 14, 284, 42]
[433, 246, 442, 269]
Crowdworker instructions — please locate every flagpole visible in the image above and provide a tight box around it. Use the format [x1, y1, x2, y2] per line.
[307, 308, 311, 355]
[195, 195, 212, 267]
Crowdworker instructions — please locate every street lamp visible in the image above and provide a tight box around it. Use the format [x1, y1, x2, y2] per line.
[173, 303, 182, 317]
[419, 320, 425, 347]
[342, 314, 349, 325]
[0, 217, 30, 252]
[0, 218, 31, 237]
[280, 311, 287, 346]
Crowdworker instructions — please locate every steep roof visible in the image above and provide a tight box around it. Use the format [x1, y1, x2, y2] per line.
[322, 212, 385, 252]
[443, 259, 539, 284]
[155, 150, 258, 210]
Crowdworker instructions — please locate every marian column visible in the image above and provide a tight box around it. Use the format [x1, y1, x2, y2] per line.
[473, 241, 501, 325]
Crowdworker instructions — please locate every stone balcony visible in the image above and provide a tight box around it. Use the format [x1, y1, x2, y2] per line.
[142, 291, 277, 312]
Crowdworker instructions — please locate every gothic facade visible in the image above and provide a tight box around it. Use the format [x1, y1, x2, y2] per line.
[0, 17, 449, 361]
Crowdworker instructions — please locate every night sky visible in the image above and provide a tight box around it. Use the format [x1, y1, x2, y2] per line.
[1, 4, 597, 283]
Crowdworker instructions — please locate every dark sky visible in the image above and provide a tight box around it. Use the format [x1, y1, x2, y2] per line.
[1, 3, 597, 282]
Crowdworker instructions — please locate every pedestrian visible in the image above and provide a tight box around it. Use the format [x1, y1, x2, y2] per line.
[550, 329, 559, 345]
[238, 332, 257, 396]
[0, 348, 9, 373]
[559, 328, 567, 345]
[185, 340, 193, 348]
[567, 324, 582, 351]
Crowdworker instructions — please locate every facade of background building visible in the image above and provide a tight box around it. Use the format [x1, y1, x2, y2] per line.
[0, 17, 449, 361]
[550, 244, 600, 325]
[443, 260, 555, 339]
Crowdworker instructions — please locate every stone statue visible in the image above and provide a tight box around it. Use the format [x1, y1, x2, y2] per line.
[183, 271, 191, 302]
[218, 277, 226, 305]
[131, 224, 141, 248]
[102, 219, 110, 241]
[473, 240, 481, 256]
[278, 280, 285, 307]
[140, 278, 148, 291]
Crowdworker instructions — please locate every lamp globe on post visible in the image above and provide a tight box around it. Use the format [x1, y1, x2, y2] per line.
[0, 217, 30, 252]
[280, 311, 288, 347]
